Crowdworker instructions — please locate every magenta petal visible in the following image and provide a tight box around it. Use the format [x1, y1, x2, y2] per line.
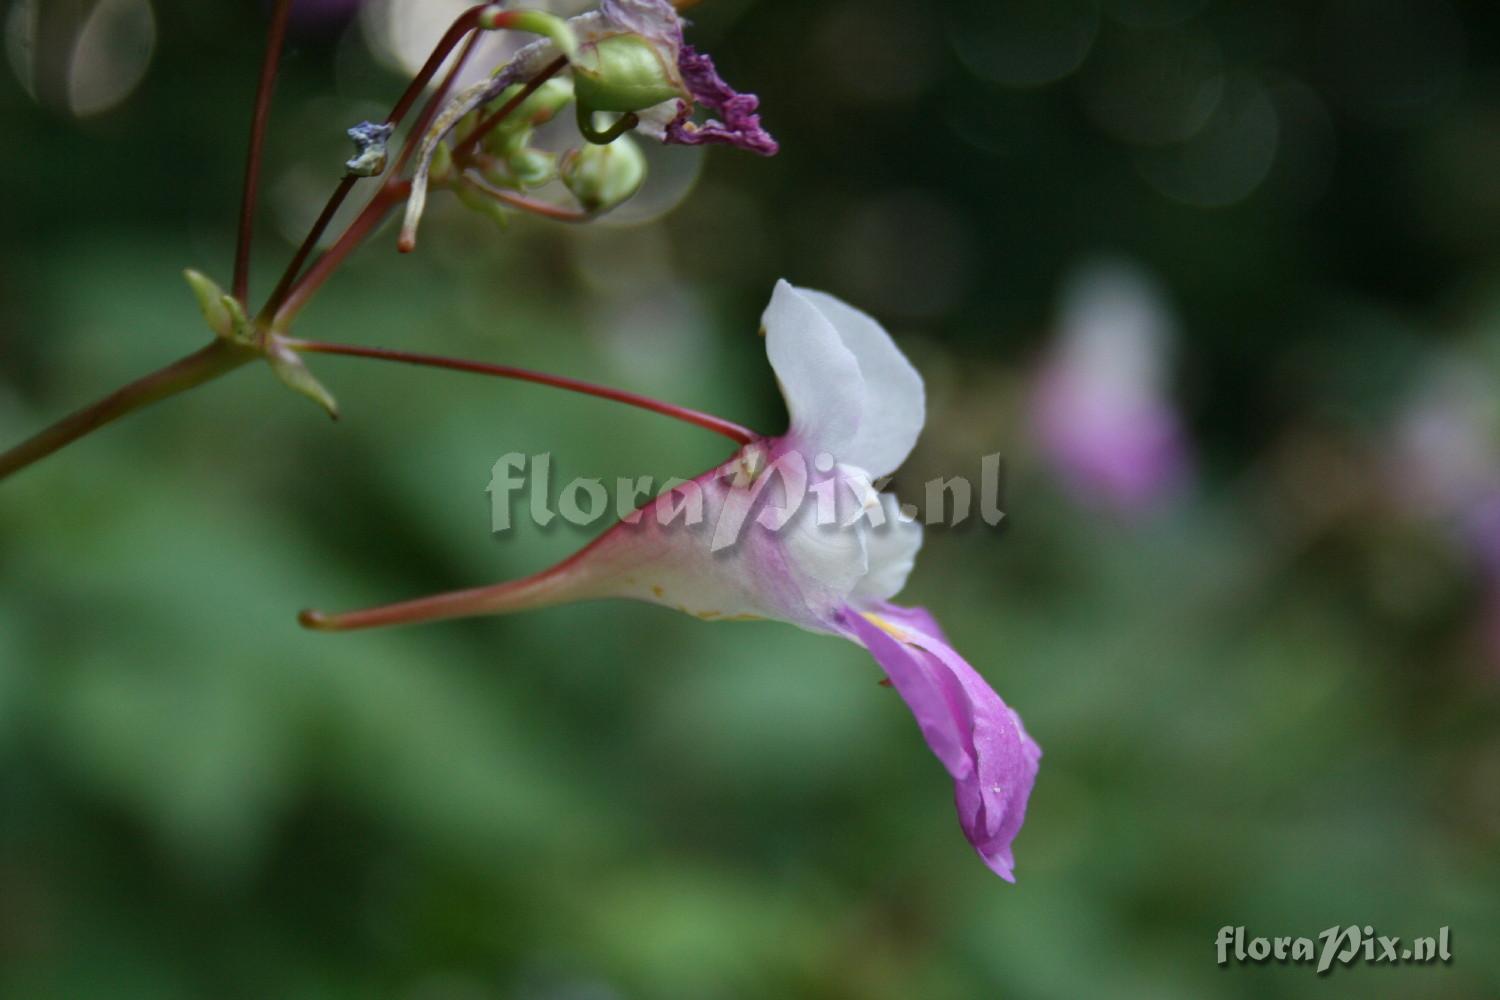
[1031, 359, 1189, 515]
[849, 613, 972, 780]
[843, 606, 1040, 881]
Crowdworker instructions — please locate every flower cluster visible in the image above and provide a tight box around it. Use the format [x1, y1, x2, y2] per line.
[402, 0, 776, 248]
[501, 0, 778, 154]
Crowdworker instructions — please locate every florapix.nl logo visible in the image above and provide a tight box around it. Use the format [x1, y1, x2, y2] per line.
[1215, 924, 1452, 975]
[485, 449, 1008, 549]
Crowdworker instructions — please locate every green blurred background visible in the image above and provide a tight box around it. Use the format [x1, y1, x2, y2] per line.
[3, 0, 1500, 996]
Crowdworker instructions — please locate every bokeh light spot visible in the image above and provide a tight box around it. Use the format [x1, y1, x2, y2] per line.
[3, 0, 36, 99]
[68, 0, 154, 117]
[1080, 21, 1224, 146]
[6, 0, 155, 117]
[361, 0, 594, 93]
[1134, 73, 1279, 208]
[948, 0, 1100, 90]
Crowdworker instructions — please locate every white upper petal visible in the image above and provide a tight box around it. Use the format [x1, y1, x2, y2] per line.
[850, 492, 923, 605]
[763, 281, 926, 479]
[794, 288, 925, 478]
[763, 281, 863, 462]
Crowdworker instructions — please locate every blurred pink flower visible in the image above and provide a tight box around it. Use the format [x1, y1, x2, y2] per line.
[1390, 362, 1498, 525]
[1390, 358, 1500, 667]
[1030, 263, 1192, 515]
[1468, 493, 1500, 581]
[1391, 360, 1500, 571]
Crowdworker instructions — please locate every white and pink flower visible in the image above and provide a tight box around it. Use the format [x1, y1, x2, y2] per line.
[303, 281, 1040, 880]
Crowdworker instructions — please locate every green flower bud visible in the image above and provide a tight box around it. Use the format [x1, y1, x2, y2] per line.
[183, 269, 256, 347]
[560, 134, 647, 213]
[185, 273, 334, 416]
[513, 148, 558, 188]
[476, 146, 556, 192]
[572, 33, 688, 115]
[266, 340, 339, 420]
[183, 269, 233, 340]
[480, 78, 575, 160]
[485, 78, 575, 133]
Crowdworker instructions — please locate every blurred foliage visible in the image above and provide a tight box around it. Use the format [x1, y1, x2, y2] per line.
[3, 0, 1500, 997]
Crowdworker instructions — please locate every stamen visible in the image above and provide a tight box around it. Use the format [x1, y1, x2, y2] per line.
[399, 80, 496, 253]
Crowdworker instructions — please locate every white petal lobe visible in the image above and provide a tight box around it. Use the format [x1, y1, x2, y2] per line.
[795, 288, 925, 478]
[851, 493, 923, 605]
[763, 280, 863, 460]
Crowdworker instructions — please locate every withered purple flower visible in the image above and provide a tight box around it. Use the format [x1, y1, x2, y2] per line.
[507, 0, 778, 154]
[656, 45, 779, 155]
[402, 0, 775, 248]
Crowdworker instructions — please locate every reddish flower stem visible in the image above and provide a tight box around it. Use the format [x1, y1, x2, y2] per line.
[260, 15, 487, 324]
[271, 56, 568, 327]
[284, 338, 757, 445]
[463, 176, 595, 223]
[268, 182, 412, 327]
[392, 27, 485, 178]
[233, 0, 295, 304]
[258, 174, 358, 325]
[388, 6, 490, 129]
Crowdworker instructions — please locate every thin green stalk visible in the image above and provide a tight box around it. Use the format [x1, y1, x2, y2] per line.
[0, 340, 253, 482]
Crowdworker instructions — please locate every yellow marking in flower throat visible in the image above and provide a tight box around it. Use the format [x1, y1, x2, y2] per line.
[695, 610, 763, 622]
[862, 612, 912, 643]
